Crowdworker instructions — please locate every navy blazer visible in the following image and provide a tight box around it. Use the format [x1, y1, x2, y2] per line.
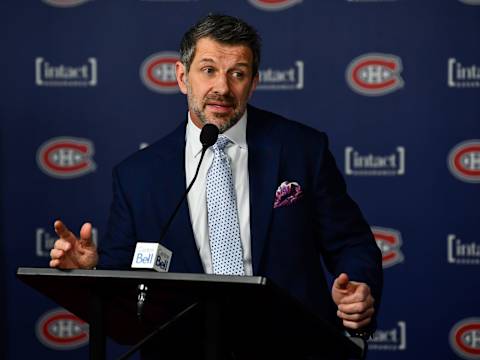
[99, 105, 383, 330]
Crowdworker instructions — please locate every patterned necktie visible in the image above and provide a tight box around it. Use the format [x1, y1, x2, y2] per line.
[206, 135, 245, 275]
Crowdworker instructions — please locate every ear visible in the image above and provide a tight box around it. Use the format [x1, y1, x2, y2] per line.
[248, 72, 259, 98]
[176, 61, 188, 94]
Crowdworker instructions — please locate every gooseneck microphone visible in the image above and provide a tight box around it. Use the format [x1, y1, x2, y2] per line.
[132, 124, 219, 272]
[157, 123, 219, 243]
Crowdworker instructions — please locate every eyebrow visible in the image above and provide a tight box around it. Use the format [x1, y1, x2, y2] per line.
[198, 58, 250, 69]
[198, 58, 215, 64]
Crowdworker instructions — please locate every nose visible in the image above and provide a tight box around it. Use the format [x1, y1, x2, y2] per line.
[212, 73, 230, 95]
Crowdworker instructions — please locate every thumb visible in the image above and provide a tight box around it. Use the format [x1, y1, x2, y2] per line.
[79, 222, 94, 246]
[334, 273, 350, 290]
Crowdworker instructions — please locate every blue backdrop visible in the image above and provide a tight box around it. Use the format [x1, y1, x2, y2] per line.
[2, 0, 480, 359]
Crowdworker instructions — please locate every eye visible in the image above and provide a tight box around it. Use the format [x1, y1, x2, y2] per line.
[202, 67, 215, 75]
[232, 71, 245, 79]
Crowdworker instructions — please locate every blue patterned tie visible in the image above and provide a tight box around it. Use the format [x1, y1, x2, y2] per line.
[207, 135, 245, 275]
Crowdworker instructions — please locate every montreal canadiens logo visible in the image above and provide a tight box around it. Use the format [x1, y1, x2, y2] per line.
[450, 318, 480, 359]
[36, 308, 89, 350]
[37, 137, 96, 179]
[372, 226, 404, 268]
[42, 0, 91, 7]
[140, 51, 180, 94]
[248, 0, 302, 11]
[346, 53, 404, 96]
[448, 140, 480, 183]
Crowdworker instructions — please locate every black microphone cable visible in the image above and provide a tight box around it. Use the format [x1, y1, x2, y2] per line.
[157, 123, 219, 243]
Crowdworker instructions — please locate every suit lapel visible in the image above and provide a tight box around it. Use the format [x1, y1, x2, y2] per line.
[151, 122, 203, 273]
[247, 106, 281, 274]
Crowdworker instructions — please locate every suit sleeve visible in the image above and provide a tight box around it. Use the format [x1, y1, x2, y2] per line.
[312, 133, 383, 325]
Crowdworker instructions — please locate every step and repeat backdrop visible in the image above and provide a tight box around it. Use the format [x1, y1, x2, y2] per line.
[1, 0, 479, 359]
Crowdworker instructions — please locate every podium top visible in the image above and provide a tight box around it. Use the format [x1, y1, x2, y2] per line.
[17, 267, 268, 286]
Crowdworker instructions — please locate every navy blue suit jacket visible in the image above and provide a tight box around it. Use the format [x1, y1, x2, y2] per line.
[99, 105, 383, 330]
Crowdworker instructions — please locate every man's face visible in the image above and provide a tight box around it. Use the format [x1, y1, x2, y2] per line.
[176, 37, 258, 133]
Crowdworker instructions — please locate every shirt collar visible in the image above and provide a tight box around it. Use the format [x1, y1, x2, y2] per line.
[186, 109, 248, 158]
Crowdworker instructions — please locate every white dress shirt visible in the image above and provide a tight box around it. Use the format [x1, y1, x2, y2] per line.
[185, 110, 253, 275]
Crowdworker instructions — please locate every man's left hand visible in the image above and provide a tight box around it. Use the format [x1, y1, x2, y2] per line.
[331, 273, 375, 329]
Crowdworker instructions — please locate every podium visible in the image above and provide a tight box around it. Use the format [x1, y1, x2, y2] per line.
[17, 267, 365, 360]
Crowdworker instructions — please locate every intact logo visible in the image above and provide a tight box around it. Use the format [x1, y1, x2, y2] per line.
[257, 61, 304, 90]
[35, 57, 97, 87]
[369, 321, 407, 351]
[37, 137, 96, 179]
[42, 0, 92, 7]
[140, 52, 179, 93]
[448, 234, 480, 265]
[459, 0, 480, 5]
[345, 146, 405, 176]
[448, 58, 480, 88]
[372, 226, 404, 268]
[450, 318, 480, 360]
[448, 140, 480, 183]
[248, 0, 302, 11]
[346, 53, 404, 96]
[36, 308, 89, 350]
[36, 227, 98, 257]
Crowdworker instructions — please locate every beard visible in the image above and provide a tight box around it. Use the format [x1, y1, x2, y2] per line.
[186, 85, 246, 133]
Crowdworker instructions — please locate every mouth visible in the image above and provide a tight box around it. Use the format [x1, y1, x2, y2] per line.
[205, 102, 234, 113]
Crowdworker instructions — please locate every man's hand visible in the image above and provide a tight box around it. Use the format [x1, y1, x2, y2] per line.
[49, 220, 98, 269]
[332, 273, 375, 330]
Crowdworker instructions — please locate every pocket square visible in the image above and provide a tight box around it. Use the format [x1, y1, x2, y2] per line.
[273, 181, 303, 209]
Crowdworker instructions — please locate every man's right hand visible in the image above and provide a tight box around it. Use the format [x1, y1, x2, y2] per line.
[49, 220, 98, 269]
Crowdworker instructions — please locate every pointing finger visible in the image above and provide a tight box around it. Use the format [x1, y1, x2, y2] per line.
[54, 220, 72, 239]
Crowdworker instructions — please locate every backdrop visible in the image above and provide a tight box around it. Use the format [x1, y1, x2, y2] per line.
[1, 0, 479, 359]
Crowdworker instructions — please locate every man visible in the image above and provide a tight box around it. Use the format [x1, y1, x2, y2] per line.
[50, 14, 382, 359]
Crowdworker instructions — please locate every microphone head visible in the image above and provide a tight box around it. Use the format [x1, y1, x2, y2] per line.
[200, 123, 219, 148]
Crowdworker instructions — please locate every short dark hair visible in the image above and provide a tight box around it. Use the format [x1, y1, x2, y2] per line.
[180, 14, 262, 78]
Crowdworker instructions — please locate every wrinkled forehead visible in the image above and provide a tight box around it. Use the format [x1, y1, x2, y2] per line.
[191, 37, 254, 67]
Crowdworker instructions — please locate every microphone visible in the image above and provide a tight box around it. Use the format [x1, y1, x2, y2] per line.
[200, 123, 219, 148]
